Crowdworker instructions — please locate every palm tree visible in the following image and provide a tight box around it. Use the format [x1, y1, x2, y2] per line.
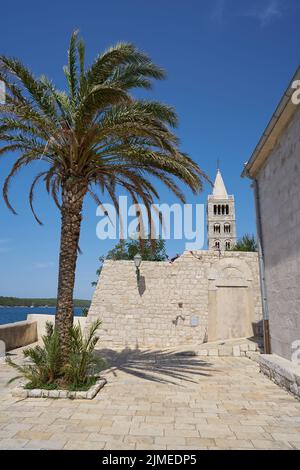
[0, 31, 207, 359]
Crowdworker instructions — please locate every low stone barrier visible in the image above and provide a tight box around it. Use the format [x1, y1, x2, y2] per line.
[0, 320, 37, 351]
[258, 354, 300, 399]
[27, 314, 86, 339]
[198, 338, 261, 357]
[195, 336, 263, 357]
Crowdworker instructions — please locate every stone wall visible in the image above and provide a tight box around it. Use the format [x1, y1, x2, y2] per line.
[87, 251, 262, 349]
[0, 320, 37, 351]
[258, 354, 300, 400]
[257, 106, 300, 360]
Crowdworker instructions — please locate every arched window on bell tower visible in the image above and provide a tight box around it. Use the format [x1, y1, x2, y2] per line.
[224, 223, 231, 234]
[214, 223, 221, 234]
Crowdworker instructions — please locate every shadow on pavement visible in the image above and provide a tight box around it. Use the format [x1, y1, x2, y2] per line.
[95, 347, 215, 385]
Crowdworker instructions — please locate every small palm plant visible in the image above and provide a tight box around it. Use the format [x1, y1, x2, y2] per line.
[7, 320, 104, 390]
[62, 319, 106, 390]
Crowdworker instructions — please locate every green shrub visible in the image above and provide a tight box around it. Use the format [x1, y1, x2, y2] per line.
[231, 234, 257, 252]
[7, 320, 105, 391]
[7, 321, 62, 388]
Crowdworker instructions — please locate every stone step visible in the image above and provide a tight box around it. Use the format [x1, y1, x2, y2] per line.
[197, 337, 263, 357]
[160, 337, 263, 359]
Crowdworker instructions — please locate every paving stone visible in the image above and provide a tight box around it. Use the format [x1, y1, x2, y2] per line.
[3, 423, 33, 433]
[54, 431, 91, 442]
[146, 416, 174, 424]
[154, 436, 186, 446]
[15, 431, 53, 441]
[64, 440, 106, 450]
[24, 439, 66, 449]
[164, 427, 199, 438]
[100, 424, 131, 435]
[214, 439, 254, 449]
[251, 439, 293, 449]
[129, 425, 164, 437]
[229, 424, 265, 433]
[88, 433, 124, 443]
[124, 435, 154, 445]
[198, 427, 234, 439]
[104, 442, 136, 450]
[0, 438, 29, 449]
[271, 433, 300, 442]
[235, 431, 273, 440]
[185, 437, 215, 447]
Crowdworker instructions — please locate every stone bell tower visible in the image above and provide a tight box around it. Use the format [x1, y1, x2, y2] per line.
[207, 169, 237, 251]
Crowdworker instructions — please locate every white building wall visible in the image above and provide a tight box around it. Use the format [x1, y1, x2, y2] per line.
[257, 106, 300, 359]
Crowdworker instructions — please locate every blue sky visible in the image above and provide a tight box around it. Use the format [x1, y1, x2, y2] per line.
[0, 0, 299, 299]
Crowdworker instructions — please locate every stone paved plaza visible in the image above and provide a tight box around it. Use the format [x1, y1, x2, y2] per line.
[1, 349, 300, 450]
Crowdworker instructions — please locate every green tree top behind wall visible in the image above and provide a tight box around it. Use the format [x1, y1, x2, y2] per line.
[231, 234, 257, 252]
[92, 237, 168, 286]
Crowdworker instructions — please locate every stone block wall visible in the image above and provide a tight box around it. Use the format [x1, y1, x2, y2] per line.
[87, 251, 262, 349]
[258, 354, 300, 399]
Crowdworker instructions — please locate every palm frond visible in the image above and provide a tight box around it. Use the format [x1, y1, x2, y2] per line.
[64, 30, 79, 102]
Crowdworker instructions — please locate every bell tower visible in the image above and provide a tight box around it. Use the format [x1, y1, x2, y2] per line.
[207, 169, 237, 251]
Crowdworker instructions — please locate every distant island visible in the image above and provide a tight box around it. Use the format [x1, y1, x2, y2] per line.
[0, 297, 91, 308]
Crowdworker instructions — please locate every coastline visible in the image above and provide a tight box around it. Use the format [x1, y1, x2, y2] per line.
[0, 306, 85, 326]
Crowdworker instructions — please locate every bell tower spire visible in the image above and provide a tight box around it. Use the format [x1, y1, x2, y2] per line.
[207, 170, 237, 251]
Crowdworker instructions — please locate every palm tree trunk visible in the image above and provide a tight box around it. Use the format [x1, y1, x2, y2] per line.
[55, 179, 87, 361]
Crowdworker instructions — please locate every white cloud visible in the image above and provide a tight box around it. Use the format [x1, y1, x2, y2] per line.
[211, 0, 226, 23]
[34, 261, 55, 269]
[242, 0, 282, 27]
[0, 239, 11, 254]
[210, 0, 283, 27]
